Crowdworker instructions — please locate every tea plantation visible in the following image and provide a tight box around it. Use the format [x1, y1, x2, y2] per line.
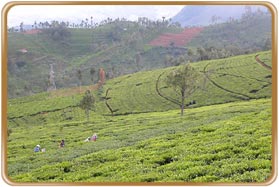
[6, 51, 273, 183]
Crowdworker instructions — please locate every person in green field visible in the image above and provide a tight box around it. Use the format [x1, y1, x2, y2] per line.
[59, 139, 65, 148]
[91, 133, 97, 141]
[34, 145, 41, 152]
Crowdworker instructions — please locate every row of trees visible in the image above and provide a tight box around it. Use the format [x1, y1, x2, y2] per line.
[163, 45, 244, 68]
[9, 15, 180, 33]
[162, 40, 271, 67]
[188, 8, 272, 59]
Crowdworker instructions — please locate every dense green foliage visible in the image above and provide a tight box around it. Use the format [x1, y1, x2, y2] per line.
[6, 50, 273, 183]
[7, 11, 271, 98]
[79, 90, 95, 121]
[6, 4, 273, 183]
[99, 51, 271, 115]
[8, 51, 271, 118]
[165, 64, 203, 115]
[188, 10, 271, 55]
[7, 20, 181, 98]
[7, 99, 272, 183]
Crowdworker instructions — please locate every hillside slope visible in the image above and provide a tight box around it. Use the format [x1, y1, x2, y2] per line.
[8, 99, 272, 182]
[8, 51, 271, 120]
[7, 21, 182, 98]
[98, 51, 271, 115]
[7, 10, 272, 98]
[6, 51, 273, 183]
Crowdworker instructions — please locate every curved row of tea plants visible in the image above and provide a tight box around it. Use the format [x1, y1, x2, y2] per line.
[8, 99, 272, 183]
[8, 51, 272, 119]
[98, 51, 272, 115]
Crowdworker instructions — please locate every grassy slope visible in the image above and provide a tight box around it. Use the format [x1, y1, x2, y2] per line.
[8, 23, 182, 98]
[98, 51, 271, 115]
[8, 99, 272, 182]
[7, 51, 273, 183]
[7, 51, 271, 119]
[8, 13, 271, 99]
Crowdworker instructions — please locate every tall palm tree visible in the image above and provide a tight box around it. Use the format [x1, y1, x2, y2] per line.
[85, 18, 89, 28]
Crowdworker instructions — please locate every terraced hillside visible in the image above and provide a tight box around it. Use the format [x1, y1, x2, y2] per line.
[7, 51, 271, 120]
[7, 99, 272, 183]
[6, 51, 273, 183]
[7, 21, 183, 98]
[98, 51, 271, 115]
[8, 9, 271, 99]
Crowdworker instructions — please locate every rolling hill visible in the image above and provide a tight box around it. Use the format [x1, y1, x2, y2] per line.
[6, 50, 273, 183]
[4, 2, 275, 183]
[7, 51, 272, 118]
[8, 99, 272, 183]
[7, 9, 271, 98]
[7, 21, 183, 98]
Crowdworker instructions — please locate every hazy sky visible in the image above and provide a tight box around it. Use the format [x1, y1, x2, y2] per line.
[7, 5, 185, 27]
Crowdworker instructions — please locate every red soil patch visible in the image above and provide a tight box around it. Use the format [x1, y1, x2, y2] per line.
[24, 29, 42, 34]
[149, 27, 204, 47]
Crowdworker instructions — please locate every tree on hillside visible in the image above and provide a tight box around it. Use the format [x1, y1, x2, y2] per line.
[165, 64, 204, 116]
[79, 90, 95, 121]
[263, 38, 271, 50]
[164, 55, 178, 67]
[98, 68, 106, 86]
[85, 18, 89, 28]
[19, 22, 24, 32]
[34, 21, 37, 29]
[187, 48, 195, 62]
[135, 52, 142, 70]
[77, 68, 82, 92]
[90, 67, 96, 84]
[42, 23, 71, 41]
[197, 47, 208, 61]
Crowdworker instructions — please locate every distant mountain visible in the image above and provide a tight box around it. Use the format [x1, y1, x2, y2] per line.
[172, 5, 269, 27]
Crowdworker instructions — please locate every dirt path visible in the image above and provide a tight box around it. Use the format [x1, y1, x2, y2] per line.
[255, 54, 272, 71]
[155, 72, 180, 106]
[202, 64, 251, 100]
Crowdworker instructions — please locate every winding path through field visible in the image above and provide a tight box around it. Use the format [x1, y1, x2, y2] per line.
[255, 54, 272, 71]
[155, 72, 180, 106]
[202, 64, 251, 100]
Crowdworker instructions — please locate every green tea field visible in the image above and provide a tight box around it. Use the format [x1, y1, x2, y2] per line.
[6, 51, 273, 183]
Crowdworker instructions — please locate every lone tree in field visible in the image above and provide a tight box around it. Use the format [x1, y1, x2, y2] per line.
[79, 90, 95, 121]
[165, 64, 203, 116]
